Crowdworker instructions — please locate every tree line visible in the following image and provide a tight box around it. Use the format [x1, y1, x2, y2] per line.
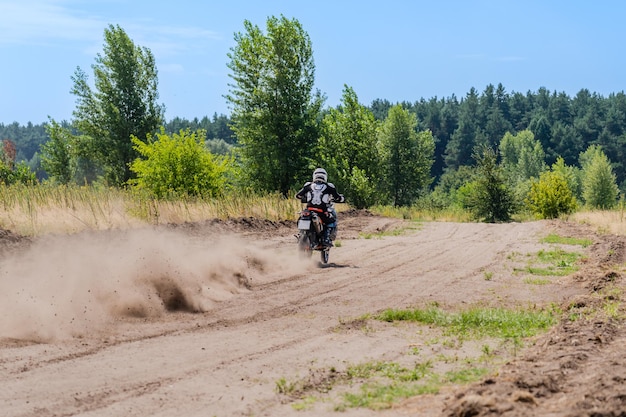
[0, 18, 624, 221]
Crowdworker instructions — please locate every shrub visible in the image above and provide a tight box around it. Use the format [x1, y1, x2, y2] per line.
[526, 171, 576, 219]
[129, 128, 231, 198]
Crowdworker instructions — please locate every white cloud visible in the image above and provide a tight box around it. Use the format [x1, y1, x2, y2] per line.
[0, 0, 221, 58]
[0, 0, 104, 45]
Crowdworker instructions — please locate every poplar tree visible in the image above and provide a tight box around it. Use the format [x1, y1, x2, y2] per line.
[70, 24, 164, 185]
[319, 85, 380, 208]
[226, 15, 323, 195]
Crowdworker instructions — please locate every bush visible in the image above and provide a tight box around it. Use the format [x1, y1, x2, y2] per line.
[526, 171, 576, 219]
[461, 146, 514, 222]
[0, 161, 37, 185]
[129, 128, 231, 198]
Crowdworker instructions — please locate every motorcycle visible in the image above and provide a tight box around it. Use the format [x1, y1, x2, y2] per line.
[296, 205, 337, 264]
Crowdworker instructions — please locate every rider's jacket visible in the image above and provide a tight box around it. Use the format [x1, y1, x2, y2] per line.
[295, 181, 345, 210]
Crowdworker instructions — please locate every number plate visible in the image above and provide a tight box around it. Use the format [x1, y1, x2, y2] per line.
[298, 219, 311, 230]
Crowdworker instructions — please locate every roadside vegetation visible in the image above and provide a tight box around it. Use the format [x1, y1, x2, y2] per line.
[2, 15, 626, 238]
[276, 303, 559, 411]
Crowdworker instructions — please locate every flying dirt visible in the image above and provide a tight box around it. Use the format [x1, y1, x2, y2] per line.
[0, 211, 624, 416]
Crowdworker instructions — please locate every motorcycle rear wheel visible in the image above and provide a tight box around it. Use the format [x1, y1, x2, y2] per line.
[320, 248, 329, 264]
[298, 232, 313, 258]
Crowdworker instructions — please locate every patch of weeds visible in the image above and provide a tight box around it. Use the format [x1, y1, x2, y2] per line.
[338, 381, 439, 411]
[409, 346, 420, 355]
[292, 395, 319, 411]
[541, 233, 592, 247]
[603, 300, 621, 319]
[376, 305, 556, 339]
[515, 248, 583, 277]
[481, 344, 493, 357]
[276, 377, 297, 395]
[599, 287, 624, 319]
[507, 251, 522, 260]
[329, 360, 439, 410]
[442, 366, 489, 384]
[523, 277, 552, 285]
[346, 360, 432, 382]
[483, 271, 494, 281]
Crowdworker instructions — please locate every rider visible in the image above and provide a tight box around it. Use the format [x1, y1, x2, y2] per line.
[295, 168, 345, 248]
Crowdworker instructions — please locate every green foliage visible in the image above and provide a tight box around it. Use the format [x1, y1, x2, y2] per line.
[551, 156, 582, 201]
[580, 145, 619, 209]
[346, 166, 378, 209]
[379, 105, 435, 206]
[41, 120, 73, 184]
[0, 161, 37, 185]
[129, 129, 230, 198]
[540, 233, 592, 247]
[461, 146, 513, 222]
[445, 88, 487, 170]
[377, 306, 555, 339]
[319, 85, 381, 208]
[69, 24, 164, 185]
[526, 170, 577, 219]
[519, 248, 582, 276]
[430, 166, 477, 208]
[499, 129, 546, 182]
[226, 15, 323, 195]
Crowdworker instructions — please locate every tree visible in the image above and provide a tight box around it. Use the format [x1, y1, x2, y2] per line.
[526, 170, 576, 219]
[319, 85, 380, 208]
[226, 15, 323, 195]
[129, 129, 230, 198]
[445, 88, 486, 170]
[580, 145, 619, 209]
[41, 120, 73, 184]
[461, 146, 514, 222]
[378, 105, 435, 206]
[551, 156, 582, 201]
[69, 24, 164, 185]
[499, 130, 546, 183]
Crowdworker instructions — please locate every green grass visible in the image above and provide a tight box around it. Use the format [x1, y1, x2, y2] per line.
[519, 248, 583, 276]
[376, 305, 556, 339]
[278, 304, 560, 412]
[541, 233, 593, 247]
[523, 277, 552, 285]
[339, 381, 439, 411]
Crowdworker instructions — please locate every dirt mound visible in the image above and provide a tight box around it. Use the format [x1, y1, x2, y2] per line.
[167, 216, 295, 238]
[0, 227, 30, 256]
[443, 222, 626, 417]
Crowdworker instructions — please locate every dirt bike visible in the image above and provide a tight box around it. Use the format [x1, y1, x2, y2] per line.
[296, 205, 337, 264]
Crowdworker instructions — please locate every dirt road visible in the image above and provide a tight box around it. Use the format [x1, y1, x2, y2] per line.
[1, 212, 624, 416]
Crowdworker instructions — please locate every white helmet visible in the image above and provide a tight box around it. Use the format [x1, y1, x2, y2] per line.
[312, 167, 327, 183]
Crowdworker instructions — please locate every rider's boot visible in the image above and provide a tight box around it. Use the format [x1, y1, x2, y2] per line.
[323, 227, 333, 248]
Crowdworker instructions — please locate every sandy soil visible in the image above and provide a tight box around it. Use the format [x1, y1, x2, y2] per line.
[0, 210, 624, 417]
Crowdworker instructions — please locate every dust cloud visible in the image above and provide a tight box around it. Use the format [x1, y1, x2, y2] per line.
[0, 228, 295, 341]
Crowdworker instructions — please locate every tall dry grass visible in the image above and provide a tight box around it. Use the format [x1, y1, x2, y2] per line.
[370, 204, 473, 222]
[570, 206, 626, 236]
[0, 184, 303, 236]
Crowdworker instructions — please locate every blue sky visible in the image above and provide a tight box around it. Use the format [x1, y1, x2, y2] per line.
[1, 0, 624, 125]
